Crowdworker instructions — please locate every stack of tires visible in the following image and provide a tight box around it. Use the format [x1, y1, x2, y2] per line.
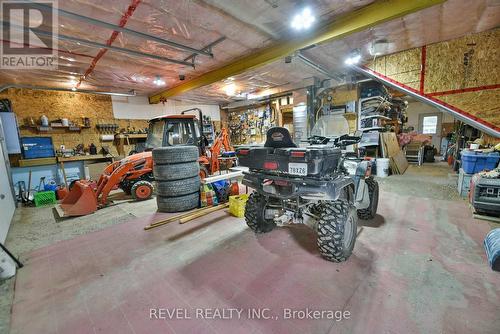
[152, 146, 200, 212]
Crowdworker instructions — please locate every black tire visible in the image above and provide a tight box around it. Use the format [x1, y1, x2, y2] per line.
[156, 176, 200, 197]
[244, 193, 276, 233]
[317, 200, 357, 262]
[357, 177, 379, 220]
[121, 184, 132, 195]
[153, 162, 199, 181]
[152, 146, 199, 165]
[131, 180, 154, 201]
[157, 192, 199, 212]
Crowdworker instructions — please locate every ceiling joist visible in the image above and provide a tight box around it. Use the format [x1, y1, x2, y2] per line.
[148, 0, 445, 103]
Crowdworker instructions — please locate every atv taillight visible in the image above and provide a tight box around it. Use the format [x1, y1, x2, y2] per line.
[264, 161, 278, 170]
[238, 149, 249, 155]
[291, 151, 306, 158]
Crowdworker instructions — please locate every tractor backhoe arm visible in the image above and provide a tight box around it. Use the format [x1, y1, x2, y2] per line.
[208, 128, 233, 175]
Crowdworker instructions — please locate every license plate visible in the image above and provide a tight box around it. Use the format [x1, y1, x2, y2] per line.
[288, 163, 308, 176]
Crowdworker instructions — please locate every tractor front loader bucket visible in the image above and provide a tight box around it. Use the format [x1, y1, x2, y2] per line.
[56, 181, 98, 217]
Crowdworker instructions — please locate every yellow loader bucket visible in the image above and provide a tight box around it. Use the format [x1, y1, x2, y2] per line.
[56, 181, 98, 217]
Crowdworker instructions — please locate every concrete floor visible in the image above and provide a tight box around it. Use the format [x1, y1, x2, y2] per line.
[1, 163, 499, 333]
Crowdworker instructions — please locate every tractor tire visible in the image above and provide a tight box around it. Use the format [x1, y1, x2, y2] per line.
[244, 192, 276, 233]
[153, 162, 199, 181]
[152, 146, 199, 165]
[157, 192, 199, 213]
[357, 177, 379, 220]
[131, 180, 154, 201]
[316, 199, 357, 262]
[156, 176, 200, 197]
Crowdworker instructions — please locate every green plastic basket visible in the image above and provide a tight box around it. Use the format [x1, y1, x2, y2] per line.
[34, 191, 57, 207]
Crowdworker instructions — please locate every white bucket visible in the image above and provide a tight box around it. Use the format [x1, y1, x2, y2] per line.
[376, 158, 390, 177]
[0, 252, 16, 280]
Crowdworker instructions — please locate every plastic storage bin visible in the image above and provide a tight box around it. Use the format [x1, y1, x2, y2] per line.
[460, 151, 500, 174]
[229, 194, 249, 218]
[34, 191, 57, 207]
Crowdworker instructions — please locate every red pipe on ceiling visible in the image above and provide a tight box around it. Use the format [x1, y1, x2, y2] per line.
[76, 0, 142, 88]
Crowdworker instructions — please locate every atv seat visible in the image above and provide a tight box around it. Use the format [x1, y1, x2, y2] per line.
[265, 127, 297, 148]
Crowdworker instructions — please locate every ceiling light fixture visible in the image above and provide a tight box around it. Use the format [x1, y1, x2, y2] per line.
[345, 49, 362, 65]
[224, 83, 237, 96]
[153, 75, 165, 86]
[291, 7, 316, 31]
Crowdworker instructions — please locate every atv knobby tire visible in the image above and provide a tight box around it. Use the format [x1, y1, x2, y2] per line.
[157, 192, 199, 212]
[244, 193, 276, 233]
[357, 177, 379, 220]
[152, 146, 199, 164]
[317, 200, 357, 262]
[153, 162, 199, 181]
[156, 176, 200, 197]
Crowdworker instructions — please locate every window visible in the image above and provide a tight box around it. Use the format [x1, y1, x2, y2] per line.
[166, 121, 197, 146]
[146, 120, 164, 148]
[422, 116, 438, 134]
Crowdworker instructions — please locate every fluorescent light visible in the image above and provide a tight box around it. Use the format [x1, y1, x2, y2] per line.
[291, 7, 316, 31]
[344, 54, 361, 65]
[224, 83, 236, 96]
[153, 75, 165, 86]
[345, 50, 362, 65]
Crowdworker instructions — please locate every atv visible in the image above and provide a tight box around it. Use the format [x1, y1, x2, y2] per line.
[236, 115, 379, 262]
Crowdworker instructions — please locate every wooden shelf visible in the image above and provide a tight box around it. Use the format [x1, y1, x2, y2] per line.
[18, 157, 57, 167]
[57, 155, 114, 162]
[115, 133, 147, 139]
[361, 115, 391, 120]
[21, 125, 90, 133]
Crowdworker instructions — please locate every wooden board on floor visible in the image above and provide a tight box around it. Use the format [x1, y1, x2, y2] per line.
[390, 150, 409, 174]
[380, 133, 400, 158]
[380, 132, 408, 174]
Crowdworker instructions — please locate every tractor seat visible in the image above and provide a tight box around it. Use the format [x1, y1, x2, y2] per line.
[264, 127, 297, 148]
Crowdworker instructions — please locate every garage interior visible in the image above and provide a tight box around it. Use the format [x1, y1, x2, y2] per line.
[0, 0, 499, 333]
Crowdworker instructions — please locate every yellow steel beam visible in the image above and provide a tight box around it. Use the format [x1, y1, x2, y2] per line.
[149, 0, 445, 103]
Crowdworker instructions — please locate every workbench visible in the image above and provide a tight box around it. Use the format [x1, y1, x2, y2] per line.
[57, 155, 115, 163]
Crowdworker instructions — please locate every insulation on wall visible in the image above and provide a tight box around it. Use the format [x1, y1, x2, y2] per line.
[365, 28, 500, 131]
[0, 88, 148, 155]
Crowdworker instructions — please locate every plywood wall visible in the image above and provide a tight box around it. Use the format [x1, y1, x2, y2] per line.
[365, 28, 500, 130]
[425, 29, 499, 93]
[0, 88, 148, 155]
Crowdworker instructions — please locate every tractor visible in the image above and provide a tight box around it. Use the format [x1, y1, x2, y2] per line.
[58, 108, 232, 217]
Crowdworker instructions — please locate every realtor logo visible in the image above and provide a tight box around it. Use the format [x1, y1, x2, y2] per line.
[1, 0, 58, 69]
